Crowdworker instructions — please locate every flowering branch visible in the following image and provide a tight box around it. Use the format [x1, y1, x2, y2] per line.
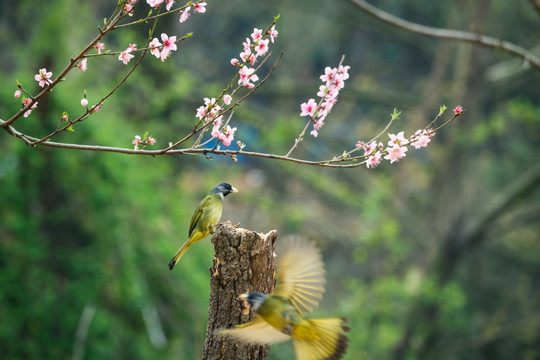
[1, 1, 462, 170]
[346, 0, 540, 72]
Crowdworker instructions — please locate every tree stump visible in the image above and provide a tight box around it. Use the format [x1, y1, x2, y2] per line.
[202, 222, 277, 360]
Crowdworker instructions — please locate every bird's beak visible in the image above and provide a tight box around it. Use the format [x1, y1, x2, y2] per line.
[238, 293, 248, 300]
[231, 186, 239, 193]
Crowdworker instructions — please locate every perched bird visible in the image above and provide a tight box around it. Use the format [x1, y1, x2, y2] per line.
[219, 237, 349, 360]
[168, 182, 238, 270]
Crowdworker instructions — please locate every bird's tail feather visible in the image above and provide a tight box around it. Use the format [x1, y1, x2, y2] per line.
[168, 232, 205, 270]
[293, 318, 349, 360]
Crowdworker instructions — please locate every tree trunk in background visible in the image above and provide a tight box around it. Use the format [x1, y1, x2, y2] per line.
[202, 222, 277, 360]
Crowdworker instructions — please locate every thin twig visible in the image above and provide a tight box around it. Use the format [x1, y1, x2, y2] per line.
[346, 0, 540, 71]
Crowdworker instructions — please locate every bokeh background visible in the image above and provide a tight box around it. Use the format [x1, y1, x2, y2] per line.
[1, 0, 539, 359]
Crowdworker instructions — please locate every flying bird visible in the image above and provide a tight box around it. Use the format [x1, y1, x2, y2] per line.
[168, 182, 238, 270]
[219, 237, 349, 360]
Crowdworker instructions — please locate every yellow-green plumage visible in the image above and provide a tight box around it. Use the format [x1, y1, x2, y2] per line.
[218, 237, 349, 360]
[168, 183, 237, 270]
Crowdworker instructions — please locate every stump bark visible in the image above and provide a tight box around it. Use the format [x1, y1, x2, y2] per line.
[201, 222, 277, 360]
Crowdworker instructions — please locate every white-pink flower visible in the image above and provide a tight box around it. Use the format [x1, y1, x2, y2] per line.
[23, 102, 38, 118]
[193, 1, 207, 13]
[118, 49, 134, 65]
[132, 135, 142, 150]
[94, 42, 105, 54]
[147, 0, 164, 8]
[366, 152, 382, 169]
[149, 38, 162, 58]
[268, 25, 278, 43]
[412, 130, 432, 149]
[363, 141, 377, 156]
[34, 68, 53, 88]
[388, 131, 406, 147]
[238, 66, 259, 88]
[14, 90, 21, 98]
[160, 33, 177, 61]
[255, 39, 269, 56]
[179, 7, 191, 23]
[219, 125, 237, 146]
[320, 67, 337, 83]
[81, 98, 88, 107]
[77, 58, 88, 72]
[251, 28, 263, 42]
[223, 94, 232, 105]
[165, 0, 175, 11]
[384, 145, 408, 163]
[300, 99, 317, 117]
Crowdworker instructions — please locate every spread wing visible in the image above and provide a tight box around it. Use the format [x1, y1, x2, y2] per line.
[188, 195, 212, 236]
[275, 237, 326, 315]
[217, 316, 290, 344]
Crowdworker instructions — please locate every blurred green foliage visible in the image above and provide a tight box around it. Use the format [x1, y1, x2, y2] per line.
[1, 0, 540, 359]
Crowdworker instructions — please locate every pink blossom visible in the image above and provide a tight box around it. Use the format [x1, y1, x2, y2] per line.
[255, 39, 269, 56]
[230, 58, 240, 66]
[193, 2, 207, 13]
[238, 66, 259, 88]
[196, 106, 207, 120]
[211, 126, 221, 138]
[313, 119, 324, 130]
[160, 33, 177, 61]
[412, 130, 432, 149]
[363, 141, 377, 156]
[219, 125, 237, 146]
[300, 99, 317, 117]
[91, 104, 100, 113]
[124, 4, 134, 15]
[34, 68, 53, 88]
[118, 49, 134, 65]
[317, 85, 328, 98]
[223, 94, 232, 105]
[132, 135, 142, 150]
[242, 38, 252, 52]
[147, 0, 164, 8]
[268, 25, 278, 43]
[165, 0, 175, 11]
[128, 43, 137, 51]
[77, 58, 88, 72]
[251, 28, 263, 42]
[212, 116, 223, 128]
[337, 65, 350, 80]
[355, 141, 364, 149]
[23, 102, 38, 118]
[453, 105, 463, 115]
[62, 114, 69, 122]
[320, 67, 337, 83]
[366, 152, 382, 169]
[387, 131, 406, 147]
[81, 98, 88, 107]
[94, 42, 105, 54]
[23, 98, 32, 106]
[310, 129, 319, 137]
[149, 38, 162, 58]
[14, 90, 21, 98]
[147, 136, 156, 145]
[384, 145, 408, 163]
[179, 7, 191, 22]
